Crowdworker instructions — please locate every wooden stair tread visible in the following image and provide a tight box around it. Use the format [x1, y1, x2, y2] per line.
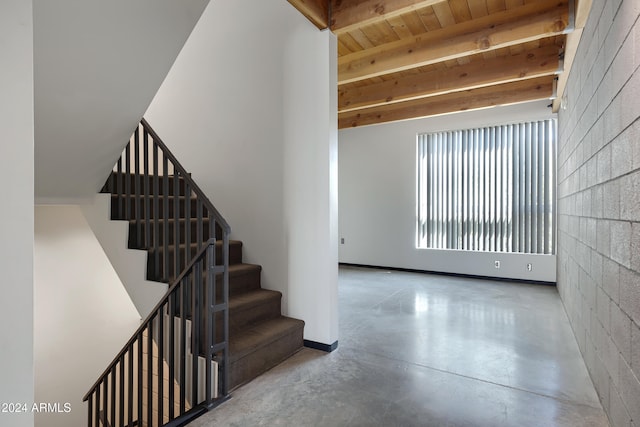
[228, 263, 261, 275]
[228, 289, 283, 333]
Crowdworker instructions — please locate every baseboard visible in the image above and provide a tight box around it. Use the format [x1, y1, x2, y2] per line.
[304, 340, 338, 353]
[339, 263, 556, 286]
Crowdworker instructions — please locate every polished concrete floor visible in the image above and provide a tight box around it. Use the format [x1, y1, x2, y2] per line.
[191, 266, 609, 427]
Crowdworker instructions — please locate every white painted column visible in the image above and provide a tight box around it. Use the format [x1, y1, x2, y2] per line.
[0, 1, 35, 426]
[283, 27, 339, 348]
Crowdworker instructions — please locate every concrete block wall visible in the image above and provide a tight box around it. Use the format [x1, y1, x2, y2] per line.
[557, 0, 640, 426]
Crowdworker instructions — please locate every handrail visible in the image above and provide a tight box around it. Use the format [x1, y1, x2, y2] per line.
[86, 119, 231, 427]
[82, 239, 215, 402]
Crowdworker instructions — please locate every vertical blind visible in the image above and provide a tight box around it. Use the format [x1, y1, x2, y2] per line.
[417, 119, 556, 254]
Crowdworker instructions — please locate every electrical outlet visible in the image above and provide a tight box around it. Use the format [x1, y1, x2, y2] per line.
[527, 263, 532, 271]
[494, 260, 500, 269]
[340, 238, 345, 244]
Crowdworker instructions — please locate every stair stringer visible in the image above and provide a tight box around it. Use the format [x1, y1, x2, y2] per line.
[81, 193, 167, 318]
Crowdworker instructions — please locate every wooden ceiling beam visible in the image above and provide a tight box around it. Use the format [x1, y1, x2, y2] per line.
[338, 0, 569, 84]
[338, 76, 554, 129]
[553, 0, 592, 111]
[286, 0, 329, 30]
[330, 0, 447, 34]
[575, 0, 593, 29]
[339, 44, 561, 112]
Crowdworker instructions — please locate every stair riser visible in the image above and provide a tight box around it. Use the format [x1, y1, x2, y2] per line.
[111, 195, 204, 221]
[220, 268, 264, 298]
[228, 326, 304, 390]
[230, 296, 282, 333]
[228, 270, 262, 296]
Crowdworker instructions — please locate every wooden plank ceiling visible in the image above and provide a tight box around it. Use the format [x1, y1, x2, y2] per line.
[287, 0, 575, 129]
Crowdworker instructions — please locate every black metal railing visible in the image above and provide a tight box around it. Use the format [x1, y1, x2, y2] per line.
[83, 240, 228, 427]
[104, 119, 230, 283]
[85, 119, 230, 427]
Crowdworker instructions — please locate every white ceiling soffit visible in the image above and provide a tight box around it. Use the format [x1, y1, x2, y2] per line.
[34, 0, 209, 202]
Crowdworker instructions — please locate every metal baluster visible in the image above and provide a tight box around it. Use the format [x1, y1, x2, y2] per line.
[222, 229, 230, 397]
[95, 384, 100, 427]
[147, 322, 153, 427]
[144, 129, 150, 248]
[156, 309, 163, 425]
[168, 291, 176, 421]
[117, 158, 123, 219]
[125, 142, 131, 219]
[180, 278, 187, 414]
[172, 176, 179, 277]
[127, 344, 133, 427]
[137, 334, 143, 427]
[163, 157, 170, 282]
[87, 392, 93, 427]
[110, 367, 115, 426]
[196, 253, 205, 403]
[185, 183, 191, 274]
[119, 357, 124, 427]
[174, 170, 180, 280]
[196, 199, 203, 251]
[153, 144, 160, 280]
[134, 126, 141, 246]
[191, 265, 199, 405]
[205, 244, 213, 404]
[102, 375, 108, 427]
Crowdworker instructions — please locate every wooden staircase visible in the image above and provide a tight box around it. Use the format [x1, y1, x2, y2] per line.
[105, 174, 304, 390]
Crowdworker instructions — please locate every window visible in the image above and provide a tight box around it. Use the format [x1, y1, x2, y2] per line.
[417, 119, 556, 254]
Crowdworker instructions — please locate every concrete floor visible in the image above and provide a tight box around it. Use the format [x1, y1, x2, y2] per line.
[191, 266, 610, 427]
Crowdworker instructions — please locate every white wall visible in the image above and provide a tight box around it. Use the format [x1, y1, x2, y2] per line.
[34, 0, 209, 203]
[34, 206, 141, 427]
[339, 100, 557, 282]
[0, 2, 34, 426]
[146, 0, 338, 345]
[145, 0, 288, 306]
